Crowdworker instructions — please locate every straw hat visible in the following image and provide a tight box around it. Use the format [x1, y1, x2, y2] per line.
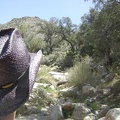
[0, 28, 42, 116]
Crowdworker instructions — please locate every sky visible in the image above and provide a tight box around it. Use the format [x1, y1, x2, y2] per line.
[0, 0, 94, 25]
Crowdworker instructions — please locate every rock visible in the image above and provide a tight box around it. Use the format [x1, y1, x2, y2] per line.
[60, 86, 79, 97]
[101, 73, 115, 83]
[17, 103, 39, 116]
[33, 82, 40, 89]
[57, 98, 74, 105]
[101, 79, 106, 83]
[105, 108, 120, 120]
[61, 102, 75, 111]
[102, 73, 108, 78]
[97, 88, 111, 96]
[49, 71, 64, 75]
[82, 85, 97, 97]
[57, 80, 68, 86]
[41, 107, 50, 116]
[33, 83, 50, 89]
[104, 73, 115, 82]
[98, 108, 120, 120]
[98, 117, 106, 120]
[65, 98, 75, 103]
[57, 98, 66, 105]
[49, 85, 56, 90]
[49, 71, 66, 81]
[49, 104, 64, 120]
[97, 65, 108, 75]
[102, 89, 111, 96]
[72, 103, 91, 120]
[16, 113, 48, 120]
[97, 107, 110, 119]
[84, 113, 96, 120]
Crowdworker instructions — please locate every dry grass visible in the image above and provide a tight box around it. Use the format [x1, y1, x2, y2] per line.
[67, 56, 93, 87]
[37, 65, 57, 86]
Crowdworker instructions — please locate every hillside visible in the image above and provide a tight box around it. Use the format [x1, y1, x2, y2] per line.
[0, 16, 46, 52]
[0, 16, 45, 38]
[0, 16, 44, 29]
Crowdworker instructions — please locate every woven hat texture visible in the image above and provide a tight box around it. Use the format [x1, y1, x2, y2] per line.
[0, 28, 42, 116]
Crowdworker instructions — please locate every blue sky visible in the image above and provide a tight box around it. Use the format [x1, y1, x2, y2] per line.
[0, 0, 94, 25]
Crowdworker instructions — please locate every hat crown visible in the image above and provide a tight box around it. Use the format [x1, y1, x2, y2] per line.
[0, 28, 30, 86]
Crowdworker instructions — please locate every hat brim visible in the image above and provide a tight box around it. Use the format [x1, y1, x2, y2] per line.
[0, 50, 42, 116]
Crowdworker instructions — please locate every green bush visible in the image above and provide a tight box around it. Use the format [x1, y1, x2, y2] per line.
[67, 56, 93, 87]
[37, 65, 55, 84]
[42, 51, 74, 70]
[55, 51, 74, 70]
[86, 101, 101, 112]
[42, 54, 58, 66]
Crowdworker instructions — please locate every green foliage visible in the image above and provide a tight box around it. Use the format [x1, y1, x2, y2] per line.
[63, 109, 74, 119]
[0, 17, 45, 53]
[67, 56, 93, 87]
[42, 53, 58, 66]
[79, 2, 120, 71]
[78, 8, 99, 58]
[30, 65, 59, 109]
[55, 51, 74, 70]
[18, 24, 45, 52]
[42, 51, 74, 70]
[86, 101, 101, 111]
[90, 2, 120, 68]
[37, 65, 54, 84]
[38, 18, 60, 55]
[58, 17, 78, 54]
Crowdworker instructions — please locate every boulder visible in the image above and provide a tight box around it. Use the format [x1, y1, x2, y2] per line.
[97, 65, 108, 75]
[60, 86, 79, 97]
[72, 103, 91, 120]
[16, 113, 48, 120]
[61, 102, 75, 111]
[49, 85, 56, 90]
[57, 80, 68, 86]
[49, 71, 66, 81]
[104, 73, 115, 82]
[82, 85, 97, 97]
[98, 108, 120, 120]
[98, 117, 106, 120]
[49, 104, 64, 120]
[84, 113, 96, 120]
[105, 108, 120, 120]
[102, 89, 111, 96]
[97, 107, 110, 119]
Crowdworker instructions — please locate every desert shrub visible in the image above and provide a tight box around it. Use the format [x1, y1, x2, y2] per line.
[55, 51, 74, 70]
[86, 101, 101, 112]
[42, 51, 74, 70]
[67, 56, 95, 87]
[37, 65, 55, 84]
[42, 53, 59, 66]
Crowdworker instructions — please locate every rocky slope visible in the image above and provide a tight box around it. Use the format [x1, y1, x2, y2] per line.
[16, 65, 120, 120]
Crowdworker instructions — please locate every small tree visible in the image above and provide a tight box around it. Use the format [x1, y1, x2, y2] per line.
[58, 17, 78, 55]
[38, 18, 60, 55]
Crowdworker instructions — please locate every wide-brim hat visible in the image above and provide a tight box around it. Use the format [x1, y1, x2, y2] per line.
[0, 28, 42, 116]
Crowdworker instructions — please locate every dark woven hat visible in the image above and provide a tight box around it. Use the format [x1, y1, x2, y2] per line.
[0, 28, 42, 116]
